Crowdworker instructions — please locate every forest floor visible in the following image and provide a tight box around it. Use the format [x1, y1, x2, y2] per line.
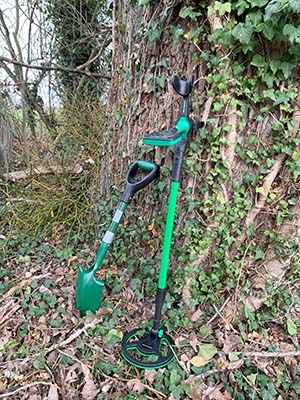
[1, 236, 300, 400]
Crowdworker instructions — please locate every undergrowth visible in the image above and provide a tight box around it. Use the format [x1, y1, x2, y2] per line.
[0, 96, 108, 239]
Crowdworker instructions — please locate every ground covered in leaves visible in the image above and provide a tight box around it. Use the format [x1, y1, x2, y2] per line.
[1, 235, 300, 400]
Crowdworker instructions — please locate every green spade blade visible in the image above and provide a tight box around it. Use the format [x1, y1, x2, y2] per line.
[75, 265, 105, 316]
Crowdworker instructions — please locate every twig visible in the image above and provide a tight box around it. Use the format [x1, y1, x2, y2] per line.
[44, 316, 107, 355]
[136, 380, 167, 399]
[211, 302, 240, 334]
[0, 381, 55, 398]
[183, 369, 221, 385]
[2, 273, 50, 299]
[206, 297, 231, 325]
[0, 301, 21, 327]
[116, 376, 167, 399]
[170, 345, 189, 375]
[243, 350, 300, 358]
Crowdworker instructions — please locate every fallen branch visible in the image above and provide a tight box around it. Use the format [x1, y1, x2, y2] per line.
[2, 164, 83, 181]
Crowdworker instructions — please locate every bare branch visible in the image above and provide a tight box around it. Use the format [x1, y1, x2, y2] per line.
[0, 55, 111, 80]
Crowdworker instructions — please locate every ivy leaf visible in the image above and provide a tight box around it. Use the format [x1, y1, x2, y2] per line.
[251, 0, 269, 6]
[146, 21, 163, 43]
[247, 373, 257, 385]
[228, 352, 240, 361]
[169, 369, 182, 385]
[287, 317, 297, 336]
[214, 1, 231, 16]
[232, 23, 253, 44]
[198, 343, 218, 360]
[156, 75, 166, 89]
[289, 0, 300, 12]
[170, 25, 184, 43]
[262, 24, 275, 40]
[251, 54, 265, 68]
[265, 0, 284, 21]
[254, 249, 265, 260]
[179, 6, 201, 20]
[138, 0, 150, 5]
[280, 61, 294, 79]
[283, 24, 300, 44]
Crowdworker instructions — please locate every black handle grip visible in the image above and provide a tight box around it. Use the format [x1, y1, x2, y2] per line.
[121, 160, 159, 203]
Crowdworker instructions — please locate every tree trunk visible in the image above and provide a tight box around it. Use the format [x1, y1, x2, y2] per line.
[0, 95, 13, 173]
[106, 1, 300, 318]
[105, 1, 207, 190]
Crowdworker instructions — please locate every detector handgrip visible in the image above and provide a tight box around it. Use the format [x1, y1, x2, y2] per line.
[121, 160, 159, 204]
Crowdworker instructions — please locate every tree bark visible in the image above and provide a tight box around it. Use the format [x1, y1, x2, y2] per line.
[0, 95, 13, 173]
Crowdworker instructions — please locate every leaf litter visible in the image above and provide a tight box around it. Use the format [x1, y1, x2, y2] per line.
[1, 242, 300, 399]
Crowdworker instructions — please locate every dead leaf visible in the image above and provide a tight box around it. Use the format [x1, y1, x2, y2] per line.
[81, 364, 99, 400]
[48, 384, 59, 400]
[249, 331, 262, 340]
[210, 387, 229, 400]
[148, 219, 159, 237]
[182, 277, 193, 309]
[223, 333, 239, 354]
[227, 359, 244, 370]
[127, 378, 144, 393]
[65, 365, 78, 383]
[191, 308, 203, 322]
[0, 327, 12, 350]
[144, 370, 156, 384]
[101, 383, 112, 394]
[189, 333, 199, 351]
[245, 296, 263, 312]
[190, 355, 209, 367]
[0, 380, 7, 392]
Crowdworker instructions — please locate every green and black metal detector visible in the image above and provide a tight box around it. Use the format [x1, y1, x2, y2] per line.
[75, 160, 159, 316]
[121, 75, 204, 369]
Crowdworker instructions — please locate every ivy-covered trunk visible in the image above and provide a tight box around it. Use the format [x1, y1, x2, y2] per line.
[106, 0, 300, 328]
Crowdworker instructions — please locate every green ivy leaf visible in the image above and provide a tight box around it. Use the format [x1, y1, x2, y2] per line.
[156, 75, 166, 89]
[251, 0, 269, 6]
[251, 54, 265, 68]
[283, 24, 300, 44]
[289, 0, 300, 12]
[214, 1, 231, 16]
[265, 0, 285, 21]
[228, 352, 240, 361]
[179, 6, 201, 20]
[198, 343, 218, 360]
[146, 21, 163, 43]
[170, 369, 182, 385]
[232, 23, 253, 44]
[247, 373, 257, 385]
[287, 317, 297, 336]
[254, 249, 265, 260]
[138, 0, 150, 5]
[280, 61, 294, 79]
[170, 25, 184, 43]
[262, 23, 275, 40]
